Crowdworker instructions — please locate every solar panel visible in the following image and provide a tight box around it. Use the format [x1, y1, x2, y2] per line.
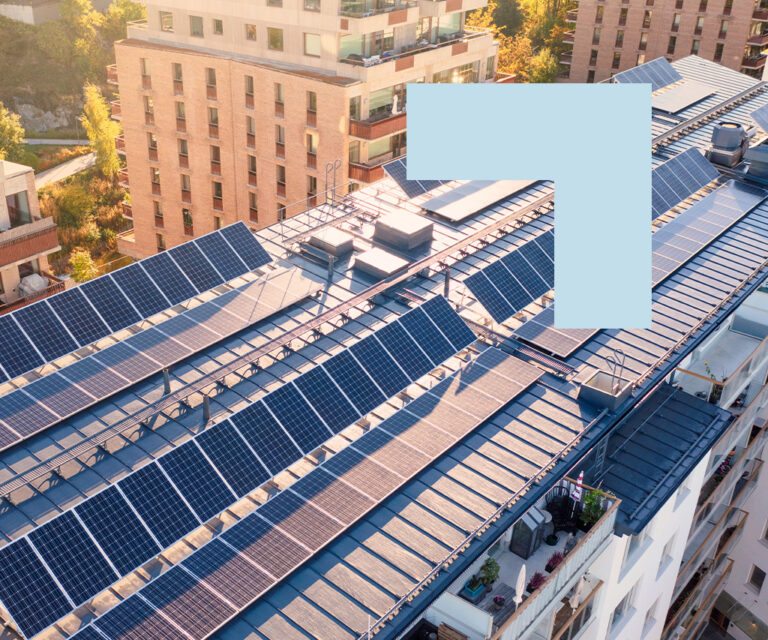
[181, 539, 273, 608]
[652, 180, 766, 286]
[421, 295, 476, 350]
[91, 342, 158, 382]
[229, 401, 303, 474]
[28, 511, 118, 604]
[195, 232, 249, 281]
[0, 539, 72, 638]
[154, 314, 221, 352]
[485, 260, 533, 310]
[321, 350, 386, 416]
[47, 288, 111, 346]
[58, 357, 128, 398]
[0, 389, 58, 437]
[140, 251, 198, 305]
[292, 367, 360, 434]
[291, 467, 373, 524]
[94, 595, 188, 640]
[751, 103, 768, 133]
[383, 157, 449, 199]
[535, 229, 554, 258]
[23, 372, 94, 417]
[74, 486, 160, 576]
[110, 263, 170, 317]
[118, 462, 200, 548]
[219, 223, 272, 270]
[12, 301, 78, 361]
[124, 327, 191, 366]
[0, 314, 44, 378]
[501, 252, 549, 299]
[518, 241, 555, 285]
[651, 79, 715, 113]
[262, 383, 333, 452]
[196, 420, 271, 497]
[350, 333, 412, 397]
[80, 276, 141, 332]
[141, 566, 235, 638]
[374, 321, 433, 380]
[256, 491, 343, 551]
[70, 627, 106, 640]
[168, 242, 224, 292]
[513, 305, 598, 358]
[158, 442, 236, 522]
[614, 57, 682, 91]
[652, 148, 720, 220]
[465, 272, 514, 323]
[399, 307, 455, 365]
[421, 180, 538, 222]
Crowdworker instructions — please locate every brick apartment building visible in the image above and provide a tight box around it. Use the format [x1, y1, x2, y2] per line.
[560, 0, 768, 83]
[111, 0, 501, 258]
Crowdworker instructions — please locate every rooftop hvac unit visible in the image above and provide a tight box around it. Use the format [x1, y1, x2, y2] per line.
[374, 212, 433, 250]
[705, 121, 748, 167]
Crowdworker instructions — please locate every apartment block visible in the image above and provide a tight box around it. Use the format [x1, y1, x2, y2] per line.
[111, 0, 499, 258]
[560, 0, 768, 84]
[0, 160, 62, 314]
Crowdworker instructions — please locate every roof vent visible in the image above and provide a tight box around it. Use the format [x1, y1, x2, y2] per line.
[706, 121, 748, 167]
[374, 212, 433, 250]
[745, 145, 768, 178]
[578, 370, 632, 411]
[308, 227, 354, 256]
[353, 247, 409, 279]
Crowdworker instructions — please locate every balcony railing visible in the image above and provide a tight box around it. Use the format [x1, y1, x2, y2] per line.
[349, 110, 406, 139]
[106, 64, 118, 85]
[755, 8, 768, 21]
[560, 52, 573, 65]
[339, 0, 415, 17]
[0, 217, 60, 269]
[121, 201, 132, 219]
[349, 161, 386, 183]
[118, 168, 129, 188]
[743, 55, 767, 69]
[748, 32, 768, 46]
[115, 134, 125, 153]
[0, 272, 65, 315]
[563, 30, 575, 44]
[566, 9, 578, 21]
[111, 100, 122, 120]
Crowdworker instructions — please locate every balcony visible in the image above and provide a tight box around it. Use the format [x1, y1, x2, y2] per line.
[115, 134, 125, 154]
[116, 227, 141, 260]
[121, 201, 132, 219]
[118, 168, 129, 188]
[428, 480, 619, 640]
[106, 64, 118, 85]
[0, 217, 60, 269]
[340, 0, 413, 16]
[566, 9, 578, 22]
[748, 31, 768, 46]
[560, 52, 573, 65]
[562, 30, 575, 44]
[307, 110, 317, 127]
[742, 54, 767, 69]
[349, 110, 406, 139]
[755, 8, 768, 21]
[417, 0, 486, 18]
[111, 100, 122, 120]
[349, 161, 387, 182]
[0, 271, 65, 315]
[125, 18, 148, 39]
[339, 0, 419, 31]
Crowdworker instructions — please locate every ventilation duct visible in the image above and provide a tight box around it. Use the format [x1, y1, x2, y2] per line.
[705, 121, 748, 167]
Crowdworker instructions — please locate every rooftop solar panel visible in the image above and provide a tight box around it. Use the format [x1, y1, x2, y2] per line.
[350, 333, 412, 397]
[12, 301, 78, 362]
[47, 288, 111, 346]
[399, 307, 455, 365]
[168, 242, 225, 292]
[374, 321, 434, 380]
[421, 295, 476, 351]
[513, 304, 598, 358]
[652, 148, 720, 220]
[195, 232, 249, 281]
[219, 223, 272, 270]
[614, 57, 682, 91]
[70, 627, 107, 640]
[0, 314, 44, 378]
[124, 327, 192, 366]
[80, 276, 142, 332]
[421, 180, 537, 222]
[651, 79, 716, 113]
[262, 383, 334, 452]
[57, 356, 128, 398]
[321, 350, 386, 416]
[0, 389, 58, 437]
[91, 341, 159, 382]
[94, 595, 187, 640]
[110, 263, 170, 318]
[256, 491, 343, 551]
[382, 157, 449, 199]
[230, 401, 304, 474]
[23, 371, 94, 417]
[141, 251, 198, 305]
[751, 103, 768, 133]
[292, 367, 360, 434]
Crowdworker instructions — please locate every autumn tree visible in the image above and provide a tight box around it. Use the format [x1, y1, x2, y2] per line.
[61, 0, 105, 78]
[0, 102, 25, 162]
[70, 248, 99, 282]
[101, 0, 146, 44]
[528, 47, 560, 83]
[81, 84, 121, 178]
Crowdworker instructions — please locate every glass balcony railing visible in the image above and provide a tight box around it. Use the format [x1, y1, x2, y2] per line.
[339, 0, 415, 16]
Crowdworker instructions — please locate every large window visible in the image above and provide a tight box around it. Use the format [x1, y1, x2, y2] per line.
[190, 15, 203, 37]
[750, 565, 766, 592]
[159, 11, 173, 32]
[268, 28, 284, 50]
[433, 62, 479, 83]
[6, 191, 30, 227]
[304, 33, 321, 57]
[609, 585, 636, 632]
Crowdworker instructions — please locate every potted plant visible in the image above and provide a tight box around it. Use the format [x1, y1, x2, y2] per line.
[462, 575, 486, 602]
[545, 551, 564, 573]
[545, 532, 559, 546]
[480, 557, 500, 587]
[578, 489, 605, 532]
[526, 571, 546, 593]
[490, 594, 505, 611]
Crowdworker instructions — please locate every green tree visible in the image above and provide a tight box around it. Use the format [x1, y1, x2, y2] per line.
[70, 248, 99, 282]
[0, 102, 25, 162]
[35, 20, 74, 70]
[528, 47, 560, 83]
[61, 0, 105, 78]
[81, 84, 121, 178]
[101, 0, 146, 44]
[56, 182, 95, 228]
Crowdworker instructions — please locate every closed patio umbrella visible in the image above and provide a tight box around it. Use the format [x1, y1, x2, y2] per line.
[569, 574, 586, 611]
[514, 564, 526, 609]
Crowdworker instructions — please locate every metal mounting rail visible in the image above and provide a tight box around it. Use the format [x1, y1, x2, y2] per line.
[652, 82, 767, 148]
[0, 191, 555, 498]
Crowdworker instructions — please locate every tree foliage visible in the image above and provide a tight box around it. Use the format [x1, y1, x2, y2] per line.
[81, 84, 121, 178]
[0, 101, 25, 162]
[70, 248, 99, 282]
[528, 48, 560, 83]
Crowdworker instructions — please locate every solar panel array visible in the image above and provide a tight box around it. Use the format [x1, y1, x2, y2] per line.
[651, 79, 715, 114]
[613, 57, 682, 92]
[383, 157, 449, 199]
[514, 305, 598, 358]
[64, 347, 543, 640]
[652, 179, 766, 286]
[750, 103, 768, 133]
[0, 269, 320, 452]
[0, 296, 477, 640]
[464, 230, 554, 323]
[652, 148, 720, 220]
[0, 222, 270, 382]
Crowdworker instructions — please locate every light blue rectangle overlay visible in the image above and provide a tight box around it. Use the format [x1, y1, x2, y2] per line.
[407, 83, 651, 330]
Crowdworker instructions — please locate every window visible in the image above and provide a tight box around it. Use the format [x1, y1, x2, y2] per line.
[278, 204, 287, 221]
[154, 200, 163, 220]
[206, 68, 217, 89]
[246, 24, 257, 41]
[643, 598, 659, 636]
[246, 116, 255, 135]
[595, 5, 603, 23]
[245, 76, 255, 98]
[151, 167, 160, 184]
[750, 565, 766, 592]
[307, 91, 317, 113]
[211, 145, 221, 164]
[147, 132, 158, 149]
[307, 175, 317, 195]
[485, 55, 495, 80]
[140, 58, 150, 77]
[724, 0, 732, 15]
[642, 10, 652, 28]
[159, 11, 173, 32]
[275, 125, 285, 144]
[181, 174, 191, 191]
[349, 96, 361, 120]
[637, 53, 646, 65]
[156, 233, 165, 251]
[612, 52, 621, 69]
[277, 165, 286, 185]
[190, 15, 203, 37]
[587, 69, 595, 83]
[306, 132, 317, 154]
[657, 535, 676, 577]
[275, 83, 284, 104]
[213, 18, 223, 35]
[639, 32, 648, 51]
[609, 586, 636, 632]
[695, 16, 704, 35]
[691, 39, 700, 54]
[668, 36, 676, 54]
[714, 42, 724, 62]
[178, 138, 188, 156]
[589, 49, 598, 66]
[672, 13, 680, 31]
[349, 140, 360, 163]
[267, 0, 282, 5]
[719, 20, 728, 38]
[213, 181, 223, 199]
[173, 62, 183, 82]
[182, 208, 193, 228]
[175, 101, 185, 119]
[214, 216, 222, 230]
[304, 33, 321, 57]
[615, 30, 624, 48]
[676, 0, 684, 7]
[249, 192, 258, 222]
[305, 0, 320, 10]
[619, 8, 628, 25]
[268, 28, 284, 50]
[699, 0, 707, 10]
[209, 107, 219, 125]
[143, 96, 154, 114]
[592, 27, 601, 44]
[248, 155, 257, 174]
